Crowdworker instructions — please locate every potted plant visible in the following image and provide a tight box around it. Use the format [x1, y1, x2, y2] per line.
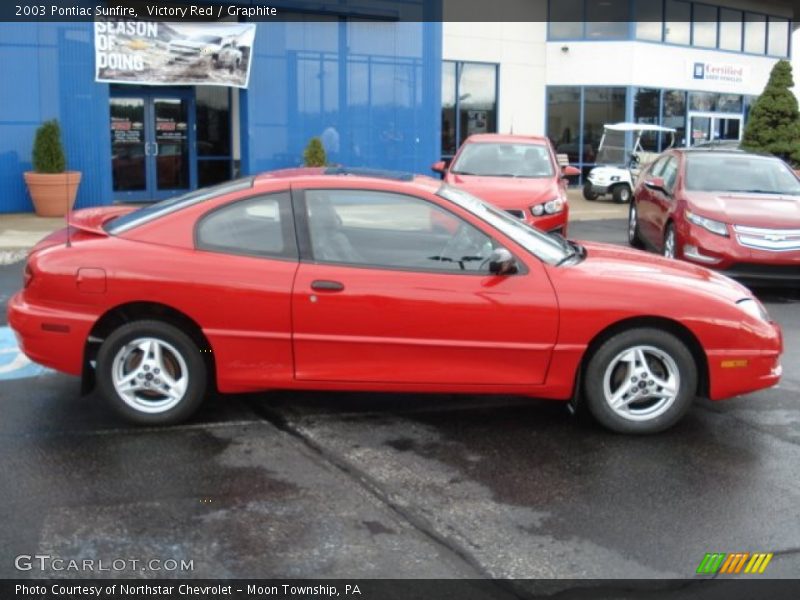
[303, 137, 327, 167]
[24, 119, 81, 217]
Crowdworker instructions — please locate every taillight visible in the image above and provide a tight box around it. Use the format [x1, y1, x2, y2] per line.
[23, 263, 33, 288]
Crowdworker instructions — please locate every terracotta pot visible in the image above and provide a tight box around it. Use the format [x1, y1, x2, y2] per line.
[23, 171, 81, 217]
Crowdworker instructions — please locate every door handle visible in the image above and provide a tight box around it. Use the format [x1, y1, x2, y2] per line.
[311, 280, 344, 292]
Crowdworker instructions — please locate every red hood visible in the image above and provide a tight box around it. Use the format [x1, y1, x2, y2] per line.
[572, 241, 750, 302]
[445, 174, 560, 209]
[68, 206, 138, 235]
[687, 192, 800, 228]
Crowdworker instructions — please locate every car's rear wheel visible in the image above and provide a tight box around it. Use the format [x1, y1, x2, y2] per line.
[612, 184, 631, 204]
[663, 223, 677, 259]
[583, 328, 697, 434]
[582, 182, 599, 201]
[627, 203, 644, 249]
[96, 320, 207, 425]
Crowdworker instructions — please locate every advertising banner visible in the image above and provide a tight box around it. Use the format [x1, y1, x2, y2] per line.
[95, 21, 256, 88]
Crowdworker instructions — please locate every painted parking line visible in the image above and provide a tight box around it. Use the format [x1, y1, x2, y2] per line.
[0, 325, 51, 381]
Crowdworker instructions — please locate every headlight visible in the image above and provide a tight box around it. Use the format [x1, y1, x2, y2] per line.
[736, 298, 768, 321]
[532, 197, 564, 216]
[610, 175, 621, 182]
[686, 210, 728, 237]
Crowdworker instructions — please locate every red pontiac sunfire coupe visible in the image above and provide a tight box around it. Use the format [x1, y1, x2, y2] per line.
[8, 168, 782, 434]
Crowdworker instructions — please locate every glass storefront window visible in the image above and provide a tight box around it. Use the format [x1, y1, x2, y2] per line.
[583, 88, 626, 164]
[692, 4, 718, 48]
[548, 0, 583, 39]
[442, 61, 456, 156]
[196, 87, 230, 157]
[662, 90, 687, 148]
[767, 17, 789, 57]
[689, 92, 718, 112]
[585, 0, 628, 39]
[634, 0, 663, 41]
[441, 61, 497, 158]
[719, 9, 743, 51]
[664, 0, 691, 45]
[634, 88, 661, 151]
[458, 63, 497, 145]
[547, 87, 581, 164]
[744, 13, 766, 54]
[718, 94, 743, 113]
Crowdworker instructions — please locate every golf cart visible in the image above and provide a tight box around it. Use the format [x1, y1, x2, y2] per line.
[583, 123, 675, 203]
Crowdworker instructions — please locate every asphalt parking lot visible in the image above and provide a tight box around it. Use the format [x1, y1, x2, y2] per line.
[0, 218, 798, 582]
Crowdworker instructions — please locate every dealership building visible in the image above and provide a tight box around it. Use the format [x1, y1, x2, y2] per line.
[0, 0, 798, 213]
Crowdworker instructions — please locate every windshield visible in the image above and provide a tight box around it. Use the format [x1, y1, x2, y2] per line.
[105, 177, 253, 234]
[451, 143, 554, 178]
[437, 184, 569, 265]
[197, 35, 223, 44]
[596, 130, 628, 165]
[685, 154, 800, 195]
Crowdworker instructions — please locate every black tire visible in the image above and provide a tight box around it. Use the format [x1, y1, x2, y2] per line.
[96, 319, 208, 425]
[627, 202, 644, 249]
[582, 182, 599, 201]
[612, 184, 632, 204]
[583, 328, 697, 434]
[663, 223, 677, 259]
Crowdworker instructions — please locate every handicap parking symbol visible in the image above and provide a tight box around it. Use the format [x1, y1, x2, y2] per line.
[0, 326, 50, 381]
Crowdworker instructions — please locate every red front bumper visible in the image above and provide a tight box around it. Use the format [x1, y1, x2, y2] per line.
[706, 321, 783, 400]
[7, 291, 92, 376]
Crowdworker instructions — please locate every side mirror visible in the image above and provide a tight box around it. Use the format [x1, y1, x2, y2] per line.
[488, 247, 518, 276]
[561, 165, 580, 178]
[431, 160, 447, 174]
[644, 177, 666, 192]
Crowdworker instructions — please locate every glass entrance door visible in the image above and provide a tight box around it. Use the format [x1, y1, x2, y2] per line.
[110, 90, 196, 202]
[688, 113, 742, 147]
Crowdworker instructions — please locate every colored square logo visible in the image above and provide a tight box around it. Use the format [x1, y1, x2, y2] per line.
[693, 63, 705, 79]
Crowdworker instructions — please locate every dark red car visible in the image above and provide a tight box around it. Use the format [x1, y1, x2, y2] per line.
[432, 134, 579, 235]
[629, 148, 800, 284]
[8, 168, 781, 434]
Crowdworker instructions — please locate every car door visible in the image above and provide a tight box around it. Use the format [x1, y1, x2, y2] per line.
[290, 186, 559, 386]
[636, 155, 670, 246]
[192, 191, 299, 389]
[651, 156, 680, 250]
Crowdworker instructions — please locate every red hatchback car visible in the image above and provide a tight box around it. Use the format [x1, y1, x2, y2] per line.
[630, 148, 800, 284]
[9, 168, 782, 434]
[433, 134, 579, 235]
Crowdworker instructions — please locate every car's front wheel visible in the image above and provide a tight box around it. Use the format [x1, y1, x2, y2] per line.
[663, 223, 677, 259]
[96, 320, 207, 425]
[583, 328, 697, 434]
[582, 182, 599, 201]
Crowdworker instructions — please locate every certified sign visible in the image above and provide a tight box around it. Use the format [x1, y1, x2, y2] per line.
[691, 61, 747, 85]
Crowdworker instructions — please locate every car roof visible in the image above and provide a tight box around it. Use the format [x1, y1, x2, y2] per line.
[254, 166, 443, 193]
[462, 133, 550, 145]
[677, 147, 774, 159]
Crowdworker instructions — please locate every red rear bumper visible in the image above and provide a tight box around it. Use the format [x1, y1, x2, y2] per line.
[7, 291, 91, 376]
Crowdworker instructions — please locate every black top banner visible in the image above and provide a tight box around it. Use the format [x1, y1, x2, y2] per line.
[4, 579, 800, 600]
[2, 0, 796, 23]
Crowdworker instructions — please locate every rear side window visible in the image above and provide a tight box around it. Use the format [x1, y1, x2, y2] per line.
[195, 192, 296, 259]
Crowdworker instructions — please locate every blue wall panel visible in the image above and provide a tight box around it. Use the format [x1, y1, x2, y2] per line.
[241, 3, 442, 176]
[0, 2, 442, 213]
[0, 22, 112, 213]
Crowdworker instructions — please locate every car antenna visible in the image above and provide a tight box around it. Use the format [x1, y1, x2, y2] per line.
[65, 173, 71, 248]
